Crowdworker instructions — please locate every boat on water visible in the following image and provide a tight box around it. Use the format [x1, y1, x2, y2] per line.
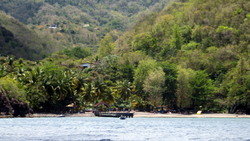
[58, 114, 66, 117]
[120, 115, 126, 120]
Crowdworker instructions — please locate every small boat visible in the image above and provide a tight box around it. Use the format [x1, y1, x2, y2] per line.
[120, 115, 126, 120]
[58, 114, 66, 117]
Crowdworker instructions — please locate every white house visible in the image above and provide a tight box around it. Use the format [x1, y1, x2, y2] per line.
[79, 63, 91, 69]
[49, 24, 57, 29]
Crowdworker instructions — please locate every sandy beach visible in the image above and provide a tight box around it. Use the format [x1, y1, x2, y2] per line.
[26, 112, 250, 118]
[133, 112, 250, 118]
[1, 112, 250, 118]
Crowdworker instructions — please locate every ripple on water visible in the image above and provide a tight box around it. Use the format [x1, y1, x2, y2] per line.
[0, 117, 250, 141]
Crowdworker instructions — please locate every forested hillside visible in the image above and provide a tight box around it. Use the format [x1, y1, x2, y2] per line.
[0, 12, 56, 60]
[0, 0, 171, 55]
[111, 0, 250, 113]
[0, 0, 249, 116]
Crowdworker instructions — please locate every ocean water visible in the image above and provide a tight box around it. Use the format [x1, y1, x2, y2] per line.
[0, 117, 250, 141]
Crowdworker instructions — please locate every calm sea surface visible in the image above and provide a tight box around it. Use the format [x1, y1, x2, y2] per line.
[0, 117, 249, 141]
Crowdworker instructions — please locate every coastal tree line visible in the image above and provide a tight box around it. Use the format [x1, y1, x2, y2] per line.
[0, 0, 250, 116]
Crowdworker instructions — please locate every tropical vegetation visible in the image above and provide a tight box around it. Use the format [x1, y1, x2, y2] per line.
[0, 0, 249, 116]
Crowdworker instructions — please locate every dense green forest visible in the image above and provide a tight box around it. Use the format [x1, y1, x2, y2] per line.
[0, 0, 250, 116]
[0, 0, 171, 56]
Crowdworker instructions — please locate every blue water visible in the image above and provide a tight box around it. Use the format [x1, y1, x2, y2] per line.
[0, 117, 250, 141]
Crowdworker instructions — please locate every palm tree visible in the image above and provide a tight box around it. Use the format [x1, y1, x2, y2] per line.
[102, 88, 115, 104]
[115, 80, 133, 101]
[93, 78, 107, 102]
[81, 83, 95, 103]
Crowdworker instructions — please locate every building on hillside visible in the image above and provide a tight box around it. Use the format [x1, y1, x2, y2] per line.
[83, 24, 90, 28]
[79, 63, 91, 69]
[49, 24, 57, 29]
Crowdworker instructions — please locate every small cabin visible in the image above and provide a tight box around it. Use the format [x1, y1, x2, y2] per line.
[83, 24, 90, 27]
[79, 63, 91, 69]
[49, 24, 57, 29]
[65, 103, 74, 113]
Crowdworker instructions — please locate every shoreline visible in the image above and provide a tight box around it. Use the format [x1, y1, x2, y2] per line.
[133, 112, 250, 118]
[1, 112, 250, 118]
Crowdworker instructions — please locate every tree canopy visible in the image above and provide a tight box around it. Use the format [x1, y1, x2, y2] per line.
[0, 0, 249, 115]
